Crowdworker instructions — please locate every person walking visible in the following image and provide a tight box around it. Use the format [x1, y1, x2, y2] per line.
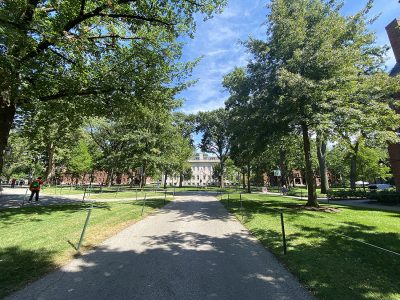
[29, 177, 44, 202]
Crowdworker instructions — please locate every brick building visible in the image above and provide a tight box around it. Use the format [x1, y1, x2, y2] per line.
[386, 18, 400, 191]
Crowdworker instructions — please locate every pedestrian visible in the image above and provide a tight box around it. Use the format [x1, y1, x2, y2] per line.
[11, 178, 16, 188]
[28, 177, 45, 202]
[281, 185, 288, 196]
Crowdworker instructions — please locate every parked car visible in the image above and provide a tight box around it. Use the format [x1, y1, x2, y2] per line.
[368, 184, 392, 191]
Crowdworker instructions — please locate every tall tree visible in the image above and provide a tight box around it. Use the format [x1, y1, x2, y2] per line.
[0, 0, 226, 174]
[196, 109, 230, 188]
[244, 0, 400, 206]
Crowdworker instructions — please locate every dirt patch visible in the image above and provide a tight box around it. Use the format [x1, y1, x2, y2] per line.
[284, 204, 341, 213]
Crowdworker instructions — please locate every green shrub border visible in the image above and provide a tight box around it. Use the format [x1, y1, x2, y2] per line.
[327, 189, 400, 204]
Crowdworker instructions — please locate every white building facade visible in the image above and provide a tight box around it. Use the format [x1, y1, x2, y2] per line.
[164, 153, 220, 186]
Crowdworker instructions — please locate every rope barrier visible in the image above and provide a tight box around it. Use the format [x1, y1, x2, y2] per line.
[334, 232, 400, 257]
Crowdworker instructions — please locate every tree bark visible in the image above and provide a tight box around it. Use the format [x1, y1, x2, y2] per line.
[164, 170, 168, 189]
[45, 142, 56, 182]
[140, 163, 147, 188]
[279, 148, 288, 187]
[349, 141, 360, 189]
[219, 160, 225, 188]
[106, 168, 114, 187]
[247, 162, 251, 193]
[302, 123, 318, 207]
[0, 105, 16, 175]
[242, 171, 246, 189]
[179, 172, 183, 187]
[316, 133, 329, 194]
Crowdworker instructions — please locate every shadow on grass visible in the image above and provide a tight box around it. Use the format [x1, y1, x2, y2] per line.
[224, 198, 400, 299]
[0, 247, 56, 298]
[0, 203, 112, 225]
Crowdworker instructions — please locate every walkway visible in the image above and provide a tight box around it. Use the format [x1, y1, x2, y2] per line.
[7, 193, 312, 300]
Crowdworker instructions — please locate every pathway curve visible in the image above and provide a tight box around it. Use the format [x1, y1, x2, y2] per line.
[7, 192, 313, 300]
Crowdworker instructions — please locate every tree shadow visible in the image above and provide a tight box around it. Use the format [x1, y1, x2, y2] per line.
[248, 214, 400, 299]
[0, 203, 112, 225]
[0, 247, 56, 298]
[7, 231, 312, 300]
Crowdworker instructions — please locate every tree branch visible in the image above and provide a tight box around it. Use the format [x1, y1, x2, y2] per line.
[80, 0, 86, 16]
[38, 87, 117, 102]
[48, 48, 75, 64]
[98, 13, 174, 26]
[86, 34, 144, 41]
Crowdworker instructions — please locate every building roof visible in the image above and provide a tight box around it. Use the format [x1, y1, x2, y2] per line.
[390, 62, 400, 77]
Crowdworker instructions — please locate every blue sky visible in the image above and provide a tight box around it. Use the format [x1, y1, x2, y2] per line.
[177, 0, 400, 114]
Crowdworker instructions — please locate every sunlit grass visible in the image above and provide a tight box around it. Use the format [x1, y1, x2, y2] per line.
[221, 193, 400, 300]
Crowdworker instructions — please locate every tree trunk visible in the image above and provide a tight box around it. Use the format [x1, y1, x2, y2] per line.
[349, 142, 359, 189]
[179, 172, 183, 187]
[220, 160, 225, 188]
[279, 148, 288, 187]
[106, 168, 114, 187]
[316, 133, 329, 194]
[247, 162, 251, 194]
[128, 170, 135, 187]
[164, 170, 168, 189]
[302, 123, 318, 207]
[242, 171, 246, 189]
[45, 142, 56, 182]
[140, 163, 147, 188]
[0, 105, 16, 175]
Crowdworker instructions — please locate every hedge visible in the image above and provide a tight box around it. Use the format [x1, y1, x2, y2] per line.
[368, 191, 400, 204]
[327, 189, 367, 200]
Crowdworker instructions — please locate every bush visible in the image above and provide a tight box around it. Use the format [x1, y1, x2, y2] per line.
[368, 191, 400, 204]
[327, 189, 367, 200]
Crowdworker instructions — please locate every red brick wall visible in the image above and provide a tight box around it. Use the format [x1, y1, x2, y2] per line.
[386, 19, 400, 63]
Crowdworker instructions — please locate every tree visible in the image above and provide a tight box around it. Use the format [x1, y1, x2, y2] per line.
[244, 0, 400, 206]
[67, 139, 93, 183]
[0, 0, 226, 174]
[196, 109, 230, 188]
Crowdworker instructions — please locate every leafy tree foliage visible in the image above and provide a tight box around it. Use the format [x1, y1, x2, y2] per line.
[0, 0, 226, 174]
[196, 108, 230, 187]
[231, 0, 400, 206]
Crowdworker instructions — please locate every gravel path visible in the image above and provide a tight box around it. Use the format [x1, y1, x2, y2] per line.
[7, 192, 313, 300]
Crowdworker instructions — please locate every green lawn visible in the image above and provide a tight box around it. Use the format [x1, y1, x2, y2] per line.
[41, 186, 166, 199]
[286, 187, 326, 198]
[0, 199, 167, 298]
[221, 193, 400, 300]
[165, 186, 243, 193]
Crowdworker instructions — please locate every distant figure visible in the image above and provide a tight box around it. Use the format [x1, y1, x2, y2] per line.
[19, 180, 24, 186]
[29, 177, 45, 202]
[281, 185, 288, 196]
[11, 178, 16, 188]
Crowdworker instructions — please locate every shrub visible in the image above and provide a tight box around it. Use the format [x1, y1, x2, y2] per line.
[327, 189, 367, 200]
[368, 191, 400, 204]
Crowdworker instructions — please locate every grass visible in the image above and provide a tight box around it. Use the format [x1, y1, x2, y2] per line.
[0, 198, 168, 298]
[41, 186, 165, 199]
[220, 193, 400, 300]
[165, 186, 243, 193]
[286, 187, 326, 198]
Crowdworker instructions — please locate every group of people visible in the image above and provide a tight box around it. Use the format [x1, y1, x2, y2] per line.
[9, 178, 24, 188]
